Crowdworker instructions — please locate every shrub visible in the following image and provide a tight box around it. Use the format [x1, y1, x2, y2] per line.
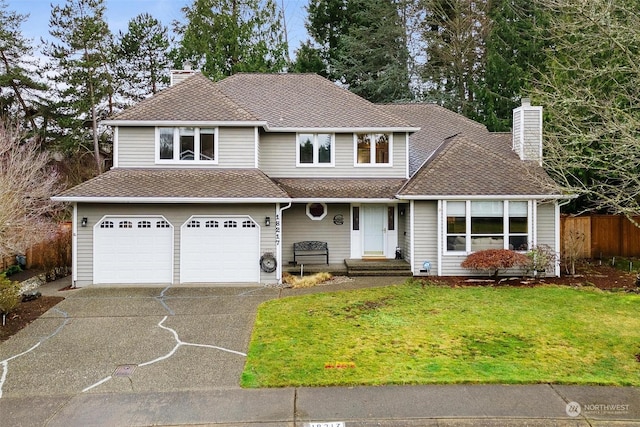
[525, 245, 558, 279]
[0, 273, 21, 321]
[461, 249, 529, 278]
[282, 271, 333, 288]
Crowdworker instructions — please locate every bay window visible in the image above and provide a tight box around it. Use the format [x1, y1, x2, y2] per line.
[157, 127, 217, 163]
[445, 200, 530, 253]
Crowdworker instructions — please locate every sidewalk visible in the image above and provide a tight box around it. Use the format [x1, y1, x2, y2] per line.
[2, 383, 639, 426]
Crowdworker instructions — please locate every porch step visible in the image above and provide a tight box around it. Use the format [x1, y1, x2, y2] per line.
[344, 259, 412, 277]
[348, 269, 413, 277]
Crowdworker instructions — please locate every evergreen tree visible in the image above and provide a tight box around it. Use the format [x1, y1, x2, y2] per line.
[419, 0, 490, 117]
[45, 0, 113, 172]
[476, 0, 548, 131]
[0, 0, 46, 134]
[172, 0, 288, 81]
[116, 13, 170, 103]
[332, 0, 412, 102]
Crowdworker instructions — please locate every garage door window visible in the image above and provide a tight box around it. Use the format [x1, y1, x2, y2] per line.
[100, 220, 114, 228]
[157, 220, 170, 228]
[119, 221, 132, 228]
[138, 221, 151, 228]
[205, 220, 219, 228]
[224, 220, 237, 228]
[187, 220, 200, 228]
[243, 220, 256, 228]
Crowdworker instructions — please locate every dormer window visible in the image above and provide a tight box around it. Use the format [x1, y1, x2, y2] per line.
[355, 133, 391, 166]
[297, 133, 334, 166]
[157, 127, 217, 163]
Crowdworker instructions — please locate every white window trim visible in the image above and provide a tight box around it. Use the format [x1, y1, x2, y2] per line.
[306, 202, 328, 220]
[353, 133, 393, 167]
[296, 133, 335, 167]
[443, 200, 532, 255]
[155, 126, 219, 165]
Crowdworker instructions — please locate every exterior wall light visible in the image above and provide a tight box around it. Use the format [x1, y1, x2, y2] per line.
[265, 216, 271, 226]
[81, 217, 88, 227]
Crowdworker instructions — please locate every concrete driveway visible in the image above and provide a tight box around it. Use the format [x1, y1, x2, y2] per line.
[0, 282, 279, 397]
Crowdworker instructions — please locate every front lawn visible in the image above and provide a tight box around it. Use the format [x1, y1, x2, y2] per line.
[241, 281, 640, 387]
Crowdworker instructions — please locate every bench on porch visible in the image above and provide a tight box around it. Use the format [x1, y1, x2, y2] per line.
[293, 241, 329, 265]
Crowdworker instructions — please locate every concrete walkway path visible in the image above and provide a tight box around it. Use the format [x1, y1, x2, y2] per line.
[0, 276, 638, 426]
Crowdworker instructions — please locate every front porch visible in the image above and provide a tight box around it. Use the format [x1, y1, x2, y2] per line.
[284, 259, 412, 277]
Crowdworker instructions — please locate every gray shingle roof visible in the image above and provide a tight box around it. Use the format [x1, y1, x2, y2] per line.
[398, 133, 562, 197]
[215, 73, 414, 130]
[273, 178, 406, 199]
[380, 103, 489, 176]
[54, 168, 290, 200]
[110, 73, 259, 122]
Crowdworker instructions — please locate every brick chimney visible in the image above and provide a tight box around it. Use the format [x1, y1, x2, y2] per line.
[512, 98, 543, 165]
[170, 62, 196, 87]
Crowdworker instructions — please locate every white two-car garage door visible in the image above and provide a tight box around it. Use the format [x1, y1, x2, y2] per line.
[180, 216, 260, 283]
[94, 216, 173, 284]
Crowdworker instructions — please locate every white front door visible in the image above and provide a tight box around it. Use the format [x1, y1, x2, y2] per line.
[362, 204, 386, 256]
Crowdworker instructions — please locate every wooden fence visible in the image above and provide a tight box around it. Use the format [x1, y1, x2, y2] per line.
[561, 215, 640, 258]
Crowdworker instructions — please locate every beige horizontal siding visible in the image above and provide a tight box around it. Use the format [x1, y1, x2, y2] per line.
[281, 203, 351, 265]
[260, 132, 407, 178]
[412, 201, 438, 276]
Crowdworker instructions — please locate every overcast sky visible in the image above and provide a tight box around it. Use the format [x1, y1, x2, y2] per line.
[7, 0, 308, 58]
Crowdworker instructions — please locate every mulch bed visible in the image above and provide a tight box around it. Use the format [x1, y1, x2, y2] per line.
[1, 296, 65, 342]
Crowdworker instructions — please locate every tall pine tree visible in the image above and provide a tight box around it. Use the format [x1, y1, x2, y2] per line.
[116, 13, 170, 103]
[45, 0, 113, 172]
[172, 0, 288, 80]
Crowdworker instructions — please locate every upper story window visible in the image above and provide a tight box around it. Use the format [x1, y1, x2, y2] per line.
[297, 133, 334, 166]
[355, 133, 391, 166]
[445, 200, 530, 253]
[157, 127, 217, 164]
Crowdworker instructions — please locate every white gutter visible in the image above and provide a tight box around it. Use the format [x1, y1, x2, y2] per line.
[51, 196, 292, 204]
[102, 120, 268, 127]
[262, 126, 420, 133]
[396, 194, 571, 201]
[288, 198, 400, 203]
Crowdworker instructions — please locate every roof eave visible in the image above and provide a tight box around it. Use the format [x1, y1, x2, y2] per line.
[396, 194, 570, 200]
[102, 120, 267, 127]
[52, 196, 292, 204]
[263, 126, 420, 133]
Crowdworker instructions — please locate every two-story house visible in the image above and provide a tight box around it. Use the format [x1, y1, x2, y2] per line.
[53, 71, 564, 287]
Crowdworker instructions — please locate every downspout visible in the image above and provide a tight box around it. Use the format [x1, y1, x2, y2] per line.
[555, 198, 571, 277]
[72, 203, 78, 288]
[277, 202, 293, 284]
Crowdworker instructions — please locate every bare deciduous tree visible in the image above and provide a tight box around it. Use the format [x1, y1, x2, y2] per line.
[0, 122, 62, 258]
[532, 0, 640, 222]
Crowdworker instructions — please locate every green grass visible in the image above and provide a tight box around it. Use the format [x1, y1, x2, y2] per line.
[241, 281, 640, 388]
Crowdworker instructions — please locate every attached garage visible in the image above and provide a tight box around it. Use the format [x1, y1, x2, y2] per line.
[180, 216, 260, 283]
[93, 216, 174, 284]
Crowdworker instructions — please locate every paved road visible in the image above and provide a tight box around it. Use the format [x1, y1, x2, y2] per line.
[0, 277, 638, 426]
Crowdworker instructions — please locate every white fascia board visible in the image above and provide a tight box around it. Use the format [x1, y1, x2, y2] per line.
[51, 196, 292, 204]
[102, 120, 267, 127]
[265, 126, 421, 133]
[396, 194, 571, 201]
[290, 198, 399, 203]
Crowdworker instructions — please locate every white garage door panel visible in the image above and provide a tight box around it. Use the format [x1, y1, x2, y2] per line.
[181, 217, 260, 283]
[94, 217, 173, 284]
